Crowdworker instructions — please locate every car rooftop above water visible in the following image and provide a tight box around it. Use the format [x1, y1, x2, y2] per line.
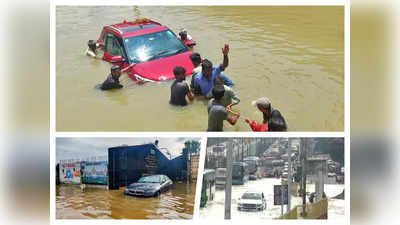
[105, 19, 166, 38]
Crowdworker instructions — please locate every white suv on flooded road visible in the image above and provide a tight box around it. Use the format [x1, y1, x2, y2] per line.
[237, 191, 267, 211]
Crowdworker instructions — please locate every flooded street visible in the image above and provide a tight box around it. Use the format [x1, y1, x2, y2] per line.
[56, 6, 344, 131]
[199, 178, 345, 219]
[56, 182, 196, 219]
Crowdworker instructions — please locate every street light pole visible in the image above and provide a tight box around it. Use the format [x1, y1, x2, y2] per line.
[225, 140, 233, 219]
[287, 138, 292, 213]
[241, 138, 244, 161]
[187, 153, 190, 182]
[301, 138, 308, 217]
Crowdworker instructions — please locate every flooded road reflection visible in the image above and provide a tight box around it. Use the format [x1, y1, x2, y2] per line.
[56, 182, 196, 219]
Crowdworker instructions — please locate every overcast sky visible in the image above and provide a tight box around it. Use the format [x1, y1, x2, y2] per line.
[56, 137, 201, 162]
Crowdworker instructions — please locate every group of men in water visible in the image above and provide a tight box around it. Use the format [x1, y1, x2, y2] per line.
[169, 44, 287, 132]
[91, 41, 287, 132]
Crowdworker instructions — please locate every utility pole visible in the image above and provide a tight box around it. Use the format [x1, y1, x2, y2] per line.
[234, 141, 238, 162]
[301, 138, 308, 217]
[187, 150, 191, 182]
[205, 146, 208, 169]
[241, 138, 244, 161]
[225, 140, 233, 219]
[246, 140, 248, 157]
[287, 138, 292, 213]
[281, 181, 284, 216]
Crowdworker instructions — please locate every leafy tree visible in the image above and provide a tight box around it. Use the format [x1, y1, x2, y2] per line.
[313, 138, 344, 166]
[184, 140, 201, 154]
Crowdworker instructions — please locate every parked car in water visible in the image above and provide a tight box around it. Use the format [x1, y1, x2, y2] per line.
[124, 174, 173, 197]
[237, 191, 267, 211]
[92, 18, 196, 82]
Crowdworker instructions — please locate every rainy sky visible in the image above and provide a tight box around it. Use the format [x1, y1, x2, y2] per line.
[56, 137, 201, 162]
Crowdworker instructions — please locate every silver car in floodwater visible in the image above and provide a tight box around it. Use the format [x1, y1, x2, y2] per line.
[124, 175, 173, 197]
[237, 191, 267, 211]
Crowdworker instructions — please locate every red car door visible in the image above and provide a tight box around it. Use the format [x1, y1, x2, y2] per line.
[103, 32, 127, 66]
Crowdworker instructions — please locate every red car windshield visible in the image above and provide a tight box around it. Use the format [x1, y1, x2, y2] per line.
[123, 30, 188, 63]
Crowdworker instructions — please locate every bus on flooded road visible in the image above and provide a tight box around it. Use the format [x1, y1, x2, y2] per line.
[232, 162, 249, 185]
[243, 156, 263, 180]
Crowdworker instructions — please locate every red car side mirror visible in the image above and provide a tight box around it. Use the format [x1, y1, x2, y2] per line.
[110, 55, 125, 63]
[184, 39, 196, 48]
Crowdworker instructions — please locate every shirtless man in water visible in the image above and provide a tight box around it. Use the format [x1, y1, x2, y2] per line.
[85, 40, 104, 59]
[99, 64, 135, 90]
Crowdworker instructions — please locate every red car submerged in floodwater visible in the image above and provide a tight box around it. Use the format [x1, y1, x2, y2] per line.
[94, 18, 196, 82]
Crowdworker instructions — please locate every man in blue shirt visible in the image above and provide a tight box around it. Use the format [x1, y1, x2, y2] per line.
[193, 44, 234, 96]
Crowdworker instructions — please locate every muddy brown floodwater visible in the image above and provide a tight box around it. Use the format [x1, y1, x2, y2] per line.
[56, 182, 196, 219]
[56, 6, 344, 131]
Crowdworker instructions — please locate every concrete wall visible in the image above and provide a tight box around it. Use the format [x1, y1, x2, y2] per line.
[304, 198, 328, 219]
[277, 198, 328, 219]
[277, 207, 297, 219]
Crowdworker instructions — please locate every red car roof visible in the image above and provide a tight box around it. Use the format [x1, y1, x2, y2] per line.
[107, 19, 169, 38]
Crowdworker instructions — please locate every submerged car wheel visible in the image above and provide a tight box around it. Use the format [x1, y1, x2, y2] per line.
[154, 191, 160, 197]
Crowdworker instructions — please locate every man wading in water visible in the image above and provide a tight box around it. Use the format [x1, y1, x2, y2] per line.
[85, 40, 103, 59]
[189, 52, 202, 95]
[207, 86, 240, 131]
[99, 64, 134, 91]
[193, 44, 234, 97]
[170, 66, 194, 106]
[245, 97, 287, 131]
[206, 76, 240, 108]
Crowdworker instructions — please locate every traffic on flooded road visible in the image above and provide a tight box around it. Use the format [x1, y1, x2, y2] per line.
[201, 137, 345, 220]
